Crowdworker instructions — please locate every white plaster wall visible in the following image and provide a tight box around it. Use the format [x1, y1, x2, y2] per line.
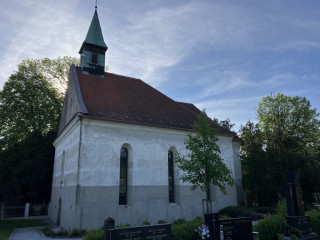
[78, 119, 238, 202]
[49, 118, 81, 228]
[52, 119, 81, 187]
[50, 117, 241, 229]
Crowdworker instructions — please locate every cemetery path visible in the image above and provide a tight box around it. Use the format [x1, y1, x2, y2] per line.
[8, 227, 83, 240]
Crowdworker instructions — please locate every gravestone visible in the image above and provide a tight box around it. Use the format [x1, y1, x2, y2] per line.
[285, 172, 305, 216]
[283, 172, 318, 240]
[204, 213, 215, 240]
[104, 216, 171, 240]
[213, 216, 253, 240]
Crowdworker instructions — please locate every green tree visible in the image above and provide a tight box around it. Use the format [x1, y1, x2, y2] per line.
[213, 117, 235, 130]
[0, 130, 56, 203]
[0, 57, 81, 203]
[21, 56, 79, 92]
[240, 93, 320, 206]
[240, 121, 279, 206]
[0, 60, 63, 149]
[175, 110, 235, 213]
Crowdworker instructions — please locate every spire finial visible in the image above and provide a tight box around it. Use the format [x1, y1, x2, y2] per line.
[95, 0, 97, 10]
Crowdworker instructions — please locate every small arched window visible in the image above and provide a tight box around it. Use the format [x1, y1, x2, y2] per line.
[168, 150, 175, 203]
[119, 147, 128, 205]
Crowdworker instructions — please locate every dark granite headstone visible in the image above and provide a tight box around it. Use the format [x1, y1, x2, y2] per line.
[204, 213, 215, 240]
[286, 216, 312, 236]
[104, 216, 171, 240]
[283, 172, 318, 240]
[112, 224, 171, 240]
[213, 217, 253, 240]
[286, 172, 305, 216]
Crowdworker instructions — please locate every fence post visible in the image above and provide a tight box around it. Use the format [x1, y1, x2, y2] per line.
[104, 216, 115, 240]
[0, 203, 3, 220]
[24, 203, 30, 218]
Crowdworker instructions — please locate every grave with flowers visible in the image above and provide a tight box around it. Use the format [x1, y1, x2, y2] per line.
[195, 224, 211, 240]
[203, 213, 254, 240]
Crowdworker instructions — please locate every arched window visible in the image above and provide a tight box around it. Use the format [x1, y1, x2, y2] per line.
[119, 147, 128, 205]
[168, 150, 175, 203]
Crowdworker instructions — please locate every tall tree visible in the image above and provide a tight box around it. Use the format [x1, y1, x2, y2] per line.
[240, 93, 320, 206]
[175, 110, 235, 213]
[0, 130, 56, 203]
[0, 57, 81, 203]
[0, 60, 63, 149]
[21, 56, 79, 92]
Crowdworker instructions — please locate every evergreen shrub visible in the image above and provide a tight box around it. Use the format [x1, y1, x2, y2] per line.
[253, 200, 287, 240]
[83, 228, 104, 240]
[172, 217, 203, 240]
[116, 223, 131, 228]
[172, 218, 187, 225]
[306, 210, 320, 236]
[142, 220, 150, 226]
[219, 205, 254, 217]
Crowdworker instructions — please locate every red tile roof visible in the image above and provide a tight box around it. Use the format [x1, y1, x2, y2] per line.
[76, 67, 236, 136]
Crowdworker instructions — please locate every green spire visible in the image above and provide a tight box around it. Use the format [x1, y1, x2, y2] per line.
[79, 9, 107, 78]
[79, 10, 107, 53]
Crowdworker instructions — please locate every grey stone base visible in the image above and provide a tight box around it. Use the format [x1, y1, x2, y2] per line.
[49, 184, 237, 230]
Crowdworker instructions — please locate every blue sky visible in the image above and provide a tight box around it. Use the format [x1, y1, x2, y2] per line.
[1, 0, 319, 132]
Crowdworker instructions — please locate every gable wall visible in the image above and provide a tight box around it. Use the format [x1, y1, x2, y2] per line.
[58, 67, 82, 134]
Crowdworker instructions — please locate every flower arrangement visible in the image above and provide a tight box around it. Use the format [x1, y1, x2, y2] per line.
[195, 224, 210, 239]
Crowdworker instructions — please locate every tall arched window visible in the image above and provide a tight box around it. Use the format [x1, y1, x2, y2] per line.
[168, 150, 175, 203]
[119, 147, 128, 205]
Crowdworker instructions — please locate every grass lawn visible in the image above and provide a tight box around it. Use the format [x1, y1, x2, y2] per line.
[0, 219, 47, 240]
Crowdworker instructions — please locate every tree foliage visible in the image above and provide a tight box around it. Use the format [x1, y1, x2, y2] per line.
[213, 117, 235, 131]
[0, 60, 63, 149]
[0, 130, 55, 203]
[21, 56, 79, 91]
[175, 110, 235, 203]
[0, 57, 74, 203]
[240, 93, 320, 206]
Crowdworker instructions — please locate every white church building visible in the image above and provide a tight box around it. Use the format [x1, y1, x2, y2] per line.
[48, 8, 243, 230]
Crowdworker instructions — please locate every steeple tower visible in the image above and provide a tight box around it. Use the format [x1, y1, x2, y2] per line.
[79, 8, 108, 78]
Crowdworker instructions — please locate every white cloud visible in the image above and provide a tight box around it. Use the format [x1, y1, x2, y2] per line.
[262, 73, 294, 86]
[106, 1, 259, 86]
[0, 0, 83, 89]
[201, 73, 252, 96]
[273, 41, 320, 51]
[195, 96, 263, 131]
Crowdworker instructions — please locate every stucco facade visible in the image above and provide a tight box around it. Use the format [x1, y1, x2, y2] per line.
[49, 117, 242, 230]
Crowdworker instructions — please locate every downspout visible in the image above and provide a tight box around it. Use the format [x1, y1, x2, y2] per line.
[76, 113, 83, 229]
